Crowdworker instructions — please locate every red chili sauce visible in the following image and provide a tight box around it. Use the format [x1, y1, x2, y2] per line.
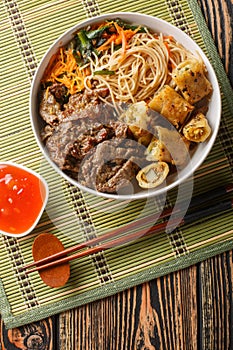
[0, 164, 46, 235]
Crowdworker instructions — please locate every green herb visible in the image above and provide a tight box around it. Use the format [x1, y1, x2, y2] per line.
[114, 44, 122, 51]
[93, 69, 115, 76]
[113, 18, 147, 32]
[86, 25, 110, 39]
[95, 37, 107, 48]
[72, 19, 146, 65]
[75, 30, 93, 65]
[72, 49, 82, 64]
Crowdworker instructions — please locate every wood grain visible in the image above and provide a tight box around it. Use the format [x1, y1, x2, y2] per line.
[198, 251, 233, 350]
[55, 267, 198, 350]
[0, 318, 53, 350]
[0, 0, 232, 349]
[197, 0, 233, 84]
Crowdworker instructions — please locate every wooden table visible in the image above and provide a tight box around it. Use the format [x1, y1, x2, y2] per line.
[1, 0, 232, 349]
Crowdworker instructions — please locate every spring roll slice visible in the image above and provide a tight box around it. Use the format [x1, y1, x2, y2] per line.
[156, 126, 190, 166]
[149, 85, 194, 128]
[119, 101, 152, 146]
[172, 58, 213, 104]
[119, 101, 150, 129]
[136, 162, 169, 189]
[145, 137, 172, 163]
[183, 113, 211, 142]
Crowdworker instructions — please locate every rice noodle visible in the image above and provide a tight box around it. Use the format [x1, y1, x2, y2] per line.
[83, 32, 196, 110]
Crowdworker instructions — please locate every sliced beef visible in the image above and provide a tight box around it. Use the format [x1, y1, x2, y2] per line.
[39, 90, 64, 125]
[78, 138, 146, 193]
[98, 158, 139, 193]
[49, 83, 69, 104]
[45, 112, 129, 174]
[63, 87, 109, 115]
[40, 86, 147, 194]
[39, 86, 110, 126]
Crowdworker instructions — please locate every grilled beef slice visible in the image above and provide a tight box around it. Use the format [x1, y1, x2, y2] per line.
[45, 114, 146, 193]
[78, 138, 145, 193]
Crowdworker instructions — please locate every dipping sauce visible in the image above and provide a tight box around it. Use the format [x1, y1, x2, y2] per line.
[0, 163, 48, 235]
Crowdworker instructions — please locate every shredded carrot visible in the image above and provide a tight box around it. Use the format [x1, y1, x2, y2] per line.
[97, 34, 117, 51]
[97, 22, 140, 62]
[163, 35, 174, 41]
[42, 48, 87, 94]
[43, 53, 57, 80]
[98, 21, 111, 29]
[124, 29, 140, 41]
[84, 67, 91, 76]
[45, 86, 50, 100]
[42, 22, 141, 93]
[114, 22, 127, 58]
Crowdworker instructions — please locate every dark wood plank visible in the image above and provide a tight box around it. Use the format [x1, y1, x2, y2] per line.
[0, 1, 232, 349]
[1, 252, 232, 350]
[196, 1, 233, 348]
[0, 317, 54, 350]
[197, 0, 233, 84]
[55, 267, 198, 349]
[198, 251, 233, 350]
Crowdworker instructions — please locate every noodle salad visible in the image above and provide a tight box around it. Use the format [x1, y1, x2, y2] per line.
[39, 18, 213, 193]
[41, 19, 196, 107]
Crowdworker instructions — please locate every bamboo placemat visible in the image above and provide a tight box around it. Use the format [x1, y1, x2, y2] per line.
[0, 0, 233, 329]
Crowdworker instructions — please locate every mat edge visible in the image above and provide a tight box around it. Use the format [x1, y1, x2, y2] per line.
[187, 0, 233, 110]
[1, 239, 233, 329]
[1, 0, 233, 330]
[0, 279, 15, 327]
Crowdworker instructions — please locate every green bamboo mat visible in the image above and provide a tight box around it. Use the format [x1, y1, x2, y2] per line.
[0, 0, 233, 329]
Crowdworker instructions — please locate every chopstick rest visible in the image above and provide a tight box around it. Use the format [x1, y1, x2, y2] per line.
[32, 233, 70, 288]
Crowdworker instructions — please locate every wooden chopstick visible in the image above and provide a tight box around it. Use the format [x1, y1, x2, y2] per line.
[24, 182, 233, 271]
[26, 219, 170, 274]
[25, 191, 233, 274]
[25, 210, 168, 270]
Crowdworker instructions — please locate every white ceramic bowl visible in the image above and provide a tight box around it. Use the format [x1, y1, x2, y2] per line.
[30, 12, 221, 200]
[0, 162, 49, 237]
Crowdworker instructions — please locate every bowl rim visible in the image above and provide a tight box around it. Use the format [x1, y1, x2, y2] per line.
[30, 12, 221, 201]
[0, 161, 49, 237]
